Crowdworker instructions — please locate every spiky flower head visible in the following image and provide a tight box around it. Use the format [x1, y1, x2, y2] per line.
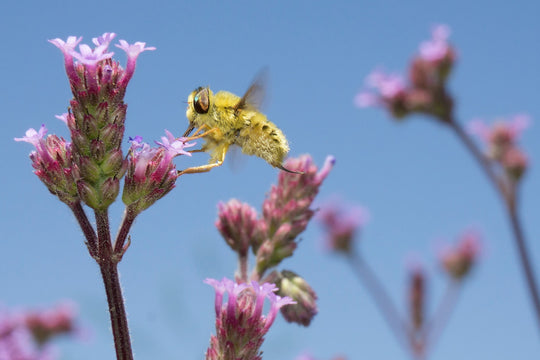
[122, 132, 194, 215]
[255, 155, 335, 274]
[48, 33, 155, 210]
[15, 124, 78, 205]
[216, 199, 264, 256]
[204, 278, 295, 360]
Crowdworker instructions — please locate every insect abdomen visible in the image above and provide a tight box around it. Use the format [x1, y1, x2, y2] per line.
[236, 114, 290, 168]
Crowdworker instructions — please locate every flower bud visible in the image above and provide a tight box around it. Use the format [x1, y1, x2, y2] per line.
[439, 231, 481, 280]
[271, 270, 318, 326]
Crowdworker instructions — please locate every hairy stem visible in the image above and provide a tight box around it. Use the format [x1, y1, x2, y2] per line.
[95, 209, 134, 360]
[114, 206, 138, 257]
[69, 201, 97, 256]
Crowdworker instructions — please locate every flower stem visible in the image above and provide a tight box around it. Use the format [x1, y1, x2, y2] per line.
[113, 206, 137, 257]
[95, 209, 134, 360]
[69, 201, 97, 256]
[423, 280, 461, 354]
[348, 249, 410, 354]
[448, 119, 540, 331]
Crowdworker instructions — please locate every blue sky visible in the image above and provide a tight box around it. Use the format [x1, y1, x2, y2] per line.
[1, 1, 539, 359]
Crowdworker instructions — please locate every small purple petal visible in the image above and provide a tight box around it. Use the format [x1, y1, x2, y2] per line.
[14, 125, 48, 146]
[92, 32, 116, 48]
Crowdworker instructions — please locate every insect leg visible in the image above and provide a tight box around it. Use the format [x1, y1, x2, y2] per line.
[177, 144, 229, 175]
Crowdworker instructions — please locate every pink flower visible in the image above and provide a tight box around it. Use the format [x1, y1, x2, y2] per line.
[355, 70, 407, 109]
[419, 24, 452, 62]
[115, 40, 156, 88]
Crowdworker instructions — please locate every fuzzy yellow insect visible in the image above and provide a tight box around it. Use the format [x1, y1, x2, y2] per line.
[180, 71, 300, 175]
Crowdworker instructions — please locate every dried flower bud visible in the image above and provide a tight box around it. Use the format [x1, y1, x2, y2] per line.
[408, 265, 426, 330]
[215, 199, 262, 256]
[317, 200, 369, 254]
[439, 231, 481, 280]
[270, 270, 318, 326]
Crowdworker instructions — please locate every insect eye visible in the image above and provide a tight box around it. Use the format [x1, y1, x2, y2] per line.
[193, 88, 210, 114]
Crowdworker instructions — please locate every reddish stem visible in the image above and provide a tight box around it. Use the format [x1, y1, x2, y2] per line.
[95, 209, 134, 360]
[448, 119, 540, 332]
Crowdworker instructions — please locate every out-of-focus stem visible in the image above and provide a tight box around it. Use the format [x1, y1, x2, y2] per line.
[448, 119, 540, 331]
[348, 249, 411, 354]
[95, 209, 134, 360]
[238, 252, 249, 282]
[424, 280, 460, 354]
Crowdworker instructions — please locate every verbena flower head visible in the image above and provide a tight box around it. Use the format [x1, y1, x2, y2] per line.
[216, 199, 263, 256]
[204, 278, 295, 360]
[0, 303, 78, 360]
[15, 124, 78, 205]
[468, 115, 530, 181]
[317, 199, 370, 254]
[356, 25, 455, 122]
[48, 33, 155, 210]
[419, 24, 453, 63]
[439, 230, 481, 281]
[256, 155, 335, 274]
[354, 70, 410, 118]
[122, 133, 194, 215]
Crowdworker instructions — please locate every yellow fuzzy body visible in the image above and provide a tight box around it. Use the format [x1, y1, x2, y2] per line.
[185, 88, 290, 169]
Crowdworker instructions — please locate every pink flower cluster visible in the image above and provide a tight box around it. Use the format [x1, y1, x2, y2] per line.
[122, 132, 194, 214]
[204, 278, 295, 360]
[469, 115, 530, 181]
[356, 24, 456, 121]
[14, 125, 78, 205]
[317, 200, 369, 254]
[0, 302, 77, 360]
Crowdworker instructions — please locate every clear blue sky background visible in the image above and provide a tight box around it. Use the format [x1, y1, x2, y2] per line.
[1, 1, 539, 359]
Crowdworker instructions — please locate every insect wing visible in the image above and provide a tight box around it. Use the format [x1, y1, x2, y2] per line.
[234, 68, 269, 112]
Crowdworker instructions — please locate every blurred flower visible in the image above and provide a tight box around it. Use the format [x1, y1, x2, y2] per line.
[15, 125, 78, 205]
[439, 230, 481, 280]
[317, 200, 369, 254]
[204, 278, 295, 360]
[356, 24, 455, 122]
[269, 270, 318, 326]
[0, 302, 78, 360]
[468, 115, 530, 181]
